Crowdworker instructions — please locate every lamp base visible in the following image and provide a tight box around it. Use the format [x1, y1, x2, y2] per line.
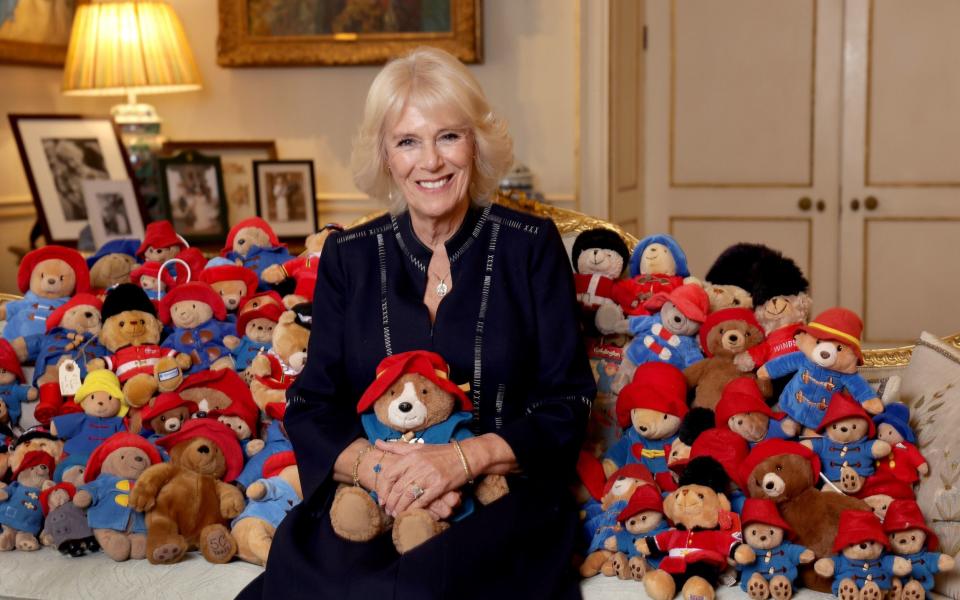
[110, 101, 163, 127]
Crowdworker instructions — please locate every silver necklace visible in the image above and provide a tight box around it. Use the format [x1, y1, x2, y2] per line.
[432, 271, 450, 297]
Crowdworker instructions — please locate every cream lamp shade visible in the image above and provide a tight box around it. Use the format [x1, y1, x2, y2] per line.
[62, 0, 201, 100]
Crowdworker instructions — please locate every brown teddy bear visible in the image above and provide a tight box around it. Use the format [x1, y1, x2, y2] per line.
[140, 392, 197, 440]
[199, 259, 260, 313]
[740, 439, 869, 592]
[248, 303, 311, 409]
[6, 428, 64, 480]
[736, 498, 814, 600]
[177, 368, 249, 416]
[136, 220, 188, 264]
[636, 456, 757, 600]
[883, 499, 956, 600]
[329, 351, 508, 555]
[86, 240, 141, 292]
[715, 378, 800, 445]
[261, 225, 342, 306]
[158, 281, 235, 373]
[0, 450, 55, 551]
[73, 432, 163, 561]
[601, 483, 668, 581]
[684, 308, 770, 410]
[231, 450, 301, 566]
[86, 284, 192, 408]
[130, 419, 245, 564]
[220, 217, 292, 288]
[703, 283, 753, 313]
[854, 477, 915, 522]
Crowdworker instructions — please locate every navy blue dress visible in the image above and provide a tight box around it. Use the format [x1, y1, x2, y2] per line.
[237, 203, 596, 599]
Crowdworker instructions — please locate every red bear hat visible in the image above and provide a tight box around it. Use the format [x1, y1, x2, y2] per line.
[698, 308, 763, 358]
[739, 439, 822, 489]
[689, 428, 750, 490]
[833, 509, 889, 553]
[800, 307, 864, 364]
[129, 262, 179, 292]
[0, 339, 26, 383]
[741, 498, 794, 538]
[617, 483, 665, 522]
[882, 499, 938, 550]
[643, 283, 709, 323]
[18, 246, 90, 295]
[39, 482, 77, 516]
[136, 220, 187, 258]
[156, 418, 244, 483]
[199, 264, 259, 298]
[715, 378, 784, 430]
[238, 291, 285, 316]
[603, 464, 656, 497]
[179, 369, 253, 411]
[236, 302, 284, 337]
[356, 350, 471, 414]
[222, 217, 283, 256]
[209, 390, 260, 437]
[158, 281, 227, 325]
[615, 362, 688, 428]
[140, 392, 198, 423]
[265, 401, 287, 422]
[263, 450, 297, 479]
[856, 473, 915, 502]
[816, 392, 875, 437]
[83, 432, 163, 482]
[45, 293, 103, 333]
[12, 450, 56, 480]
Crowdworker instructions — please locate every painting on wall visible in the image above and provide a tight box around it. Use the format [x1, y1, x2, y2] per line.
[218, 0, 481, 66]
[0, 0, 76, 66]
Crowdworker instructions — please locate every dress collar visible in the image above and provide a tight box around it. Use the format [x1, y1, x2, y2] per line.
[391, 203, 490, 272]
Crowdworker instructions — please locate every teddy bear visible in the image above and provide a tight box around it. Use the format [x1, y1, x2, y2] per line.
[0, 246, 91, 347]
[856, 475, 915, 522]
[223, 303, 282, 372]
[715, 378, 799, 446]
[602, 362, 687, 487]
[0, 450, 55, 551]
[86, 284, 192, 408]
[682, 428, 752, 514]
[129, 262, 176, 302]
[621, 234, 700, 315]
[39, 482, 99, 556]
[740, 439, 870, 592]
[703, 283, 754, 313]
[814, 510, 912, 599]
[579, 463, 657, 577]
[136, 220, 188, 264]
[683, 307, 770, 410]
[220, 217, 293, 289]
[737, 498, 815, 600]
[756, 307, 884, 433]
[234, 402, 293, 491]
[0, 339, 37, 431]
[636, 456, 757, 600]
[209, 386, 263, 458]
[199, 258, 260, 313]
[176, 368, 250, 418]
[664, 406, 716, 477]
[86, 239, 141, 292]
[329, 351, 509, 555]
[139, 392, 197, 442]
[238, 290, 285, 317]
[883, 499, 955, 600]
[873, 403, 928, 485]
[248, 303, 312, 409]
[159, 282, 235, 373]
[601, 483, 668, 581]
[5, 427, 64, 480]
[261, 224, 343, 305]
[231, 450, 301, 566]
[73, 431, 162, 561]
[570, 228, 631, 317]
[598, 283, 709, 392]
[803, 392, 892, 494]
[129, 418, 245, 564]
[50, 370, 128, 467]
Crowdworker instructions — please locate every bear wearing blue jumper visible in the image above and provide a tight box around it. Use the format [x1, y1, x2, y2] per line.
[737, 498, 814, 600]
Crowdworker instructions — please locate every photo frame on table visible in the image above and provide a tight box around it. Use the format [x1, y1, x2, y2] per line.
[253, 160, 318, 240]
[9, 114, 141, 244]
[0, 0, 76, 66]
[162, 140, 277, 228]
[217, 0, 481, 66]
[81, 179, 146, 249]
[158, 150, 229, 245]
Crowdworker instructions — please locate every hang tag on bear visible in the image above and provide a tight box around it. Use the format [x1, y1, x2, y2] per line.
[58, 359, 82, 396]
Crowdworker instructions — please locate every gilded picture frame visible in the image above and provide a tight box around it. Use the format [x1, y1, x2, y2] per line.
[0, 0, 76, 67]
[217, 0, 482, 67]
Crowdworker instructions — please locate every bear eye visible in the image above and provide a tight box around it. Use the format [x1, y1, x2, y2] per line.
[719, 328, 725, 334]
[776, 464, 782, 472]
[737, 419, 743, 426]
[733, 299, 741, 305]
[911, 535, 916, 541]
[837, 345, 843, 352]
[745, 331, 751, 337]
[641, 516, 647, 521]
[59, 275, 64, 281]
[119, 321, 125, 327]
[421, 388, 428, 395]
[662, 414, 667, 420]
[697, 493, 704, 500]
[769, 529, 774, 536]
[851, 424, 857, 430]
[140, 319, 145, 325]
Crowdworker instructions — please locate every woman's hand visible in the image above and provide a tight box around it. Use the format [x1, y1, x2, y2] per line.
[375, 440, 468, 517]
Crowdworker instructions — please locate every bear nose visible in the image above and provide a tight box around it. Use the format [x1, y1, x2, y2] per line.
[399, 402, 413, 413]
[728, 334, 739, 342]
[765, 481, 775, 490]
[760, 535, 767, 541]
[47, 277, 56, 285]
[840, 426, 848, 433]
[84, 311, 93, 318]
[820, 351, 831, 359]
[673, 316, 682, 324]
[899, 538, 906, 545]
[638, 425, 648, 432]
[197, 445, 210, 454]
[134, 456, 143, 462]
[859, 543, 867, 550]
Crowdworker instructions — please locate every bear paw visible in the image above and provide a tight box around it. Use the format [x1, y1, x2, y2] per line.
[392, 508, 444, 555]
[14, 532, 39, 552]
[839, 466, 865, 494]
[860, 581, 882, 600]
[886, 578, 903, 600]
[151, 542, 186, 565]
[901, 580, 924, 600]
[681, 574, 715, 600]
[769, 575, 792, 600]
[747, 573, 770, 600]
[330, 485, 388, 542]
[200, 524, 237, 564]
[838, 579, 859, 600]
[610, 552, 629, 579]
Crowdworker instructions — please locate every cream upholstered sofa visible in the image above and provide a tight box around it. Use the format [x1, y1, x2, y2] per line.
[0, 195, 954, 600]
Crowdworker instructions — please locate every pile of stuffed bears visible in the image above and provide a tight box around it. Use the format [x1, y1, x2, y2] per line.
[0, 217, 340, 566]
[573, 230, 951, 600]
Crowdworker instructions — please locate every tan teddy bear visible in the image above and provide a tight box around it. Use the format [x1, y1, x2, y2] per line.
[248, 303, 311, 409]
[86, 240, 141, 291]
[220, 217, 292, 289]
[231, 450, 301, 566]
[261, 225, 342, 307]
[199, 260, 260, 313]
[0, 451, 55, 551]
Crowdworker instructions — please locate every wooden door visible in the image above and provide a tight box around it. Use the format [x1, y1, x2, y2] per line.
[840, 0, 960, 344]
[645, 0, 842, 314]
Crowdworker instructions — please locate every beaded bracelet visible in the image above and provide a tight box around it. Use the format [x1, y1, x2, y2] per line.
[452, 439, 474, 484]
[353, 445, 372, 487]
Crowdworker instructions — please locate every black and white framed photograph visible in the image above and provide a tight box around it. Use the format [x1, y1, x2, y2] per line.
[158, 150, 229, 244]
[9, 114, 139, 243]
[253, 160, 317, 239]
[81, 179, 146, 248]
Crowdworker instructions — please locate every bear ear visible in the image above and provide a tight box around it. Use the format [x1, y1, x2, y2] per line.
[278, 311, 297, 325]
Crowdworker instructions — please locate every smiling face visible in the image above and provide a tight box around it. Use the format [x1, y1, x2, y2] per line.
[640, 243, 677, 275]
[826, 416, 870, 443]
[144, 245, 179, 263]
[577, 248, 624, 278]
[30, 258, 77, 299]
[663, 484, 730, 530]
[385, 103, 474, 222]
[888, 527, 926, 555]
[80, 390, 122, 418]
[744, 523, 786, 550]
[245, 317, 276, 343]
[371, 372, 455, 434]
[170, 300, 214, 329]
[61, 304, 102, 335]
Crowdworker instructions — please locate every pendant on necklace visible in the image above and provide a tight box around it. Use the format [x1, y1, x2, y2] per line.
[435, 280, 449, 297]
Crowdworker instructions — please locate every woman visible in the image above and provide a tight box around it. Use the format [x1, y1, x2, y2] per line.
[238, 47, 596, 599]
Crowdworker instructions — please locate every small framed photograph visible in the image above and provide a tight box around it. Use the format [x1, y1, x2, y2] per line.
[162, 140, 277, 227]
[253, 160, 318, 239]
[81, 180, 146, 248]
[158, 150, 229, 244]
[9, 114, 139, 244]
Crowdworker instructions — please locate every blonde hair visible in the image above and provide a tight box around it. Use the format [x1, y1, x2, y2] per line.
[351, 47, 513, 213]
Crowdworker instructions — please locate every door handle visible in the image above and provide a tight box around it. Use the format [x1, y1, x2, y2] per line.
[850, 199, 860, 211]
[816, 200, 825, 212]
[865, 196, 879, 211]
[798, 197, 812, 211]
